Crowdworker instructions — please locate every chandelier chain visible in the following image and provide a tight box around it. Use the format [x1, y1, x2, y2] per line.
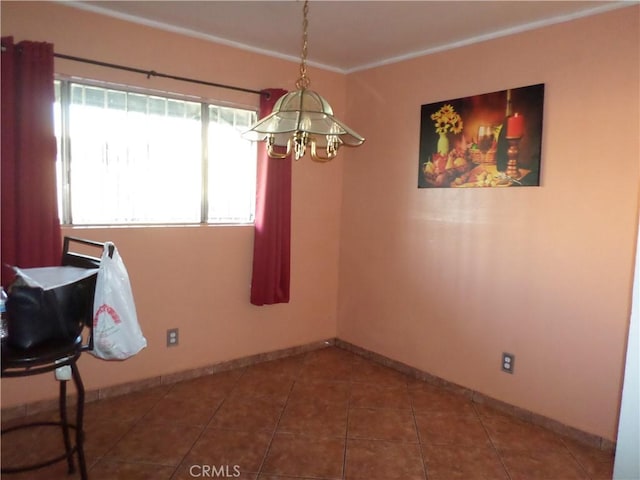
[296, 0, 310, 90]
[243, 0, 364, 162]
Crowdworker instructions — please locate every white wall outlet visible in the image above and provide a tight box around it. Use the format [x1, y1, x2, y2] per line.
[502, 352, 515, 374]
[167, 328, 179, 347]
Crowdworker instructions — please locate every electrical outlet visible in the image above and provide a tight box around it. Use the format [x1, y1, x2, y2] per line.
[501, 352, 515, 374]
[167, 328, 179, 347]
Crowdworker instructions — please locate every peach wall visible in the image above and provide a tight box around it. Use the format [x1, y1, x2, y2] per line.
[1, 2, 345, 407]
[338, 6, 639, 441]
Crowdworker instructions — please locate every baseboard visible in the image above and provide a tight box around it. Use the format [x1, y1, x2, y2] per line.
[334, 338, 615, 452]
[1, 336, 615, 453]
[0, 338, 334, 421]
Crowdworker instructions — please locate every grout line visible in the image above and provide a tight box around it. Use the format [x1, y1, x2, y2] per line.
[341, 355, 355, 480]
[253, 356, 299, 478]
[166, 370, 245, 479]
[409, 381, 430, 480]
[473, 403, 513, 480]
[558, 436, 597, 479]
[87, 424, 139, 475]
[90, 385, 174, 474]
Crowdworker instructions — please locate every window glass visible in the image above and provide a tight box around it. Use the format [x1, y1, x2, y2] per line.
[207, 105, 257, 223]
[54, 80, 257, 225]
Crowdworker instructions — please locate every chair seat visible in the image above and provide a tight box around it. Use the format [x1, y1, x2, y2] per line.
[1, 336, 82, 373]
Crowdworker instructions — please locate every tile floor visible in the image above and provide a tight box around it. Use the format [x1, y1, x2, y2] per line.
[1, 347, 615, 479]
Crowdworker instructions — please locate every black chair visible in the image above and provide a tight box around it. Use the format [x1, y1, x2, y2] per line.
[1, 236, 109, 480]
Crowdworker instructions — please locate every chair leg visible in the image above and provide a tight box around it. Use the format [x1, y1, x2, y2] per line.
[58, 378, 75, 474]
[71, 361, 88, 480]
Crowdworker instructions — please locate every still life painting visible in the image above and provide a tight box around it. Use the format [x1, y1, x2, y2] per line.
[418, 84, 544, 188]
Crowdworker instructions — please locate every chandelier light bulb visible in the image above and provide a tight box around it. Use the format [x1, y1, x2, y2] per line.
[243, 0, 365, 162]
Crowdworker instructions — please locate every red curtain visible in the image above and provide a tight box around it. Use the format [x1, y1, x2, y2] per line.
[250, 89, 291, 305]
[1, 37, 61, 286]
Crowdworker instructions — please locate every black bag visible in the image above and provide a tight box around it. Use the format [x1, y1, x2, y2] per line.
[6, 273, 97, 350]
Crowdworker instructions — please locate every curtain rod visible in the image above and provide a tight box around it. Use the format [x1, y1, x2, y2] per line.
[54, 53, 264, 96]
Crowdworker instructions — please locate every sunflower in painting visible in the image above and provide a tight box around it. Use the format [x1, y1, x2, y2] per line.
[431, 104, 463, 134]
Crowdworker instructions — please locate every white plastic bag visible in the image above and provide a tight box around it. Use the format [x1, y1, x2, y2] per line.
[91, 242, 147, 360]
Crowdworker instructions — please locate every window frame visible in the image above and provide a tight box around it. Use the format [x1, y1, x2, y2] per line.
[54, 77, 258, 227]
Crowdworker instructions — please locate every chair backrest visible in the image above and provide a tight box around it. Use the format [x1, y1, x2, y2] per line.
[61, 237, 108, 351]
[62, 236, 108, 269]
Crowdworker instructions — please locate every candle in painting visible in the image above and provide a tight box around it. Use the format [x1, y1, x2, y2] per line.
[507, 113, 524, 138]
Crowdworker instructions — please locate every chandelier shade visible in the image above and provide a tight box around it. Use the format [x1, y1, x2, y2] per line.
[243, 89, 365, 162]
[242, 0, 364, 162]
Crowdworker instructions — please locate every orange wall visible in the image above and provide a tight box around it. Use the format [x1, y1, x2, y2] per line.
[1, 2, 345, 406]
[338, 6, 639, 441]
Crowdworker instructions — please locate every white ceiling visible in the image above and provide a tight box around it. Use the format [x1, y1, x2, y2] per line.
[70, 1, 634, 73]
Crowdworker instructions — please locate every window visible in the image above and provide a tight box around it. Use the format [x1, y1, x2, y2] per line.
[54, 80, 257, 225]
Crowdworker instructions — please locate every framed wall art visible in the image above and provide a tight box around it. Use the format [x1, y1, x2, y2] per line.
[418, 83, 544, 188]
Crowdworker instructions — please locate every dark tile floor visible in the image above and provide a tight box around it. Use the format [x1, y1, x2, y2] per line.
[1, 347, 615, 479]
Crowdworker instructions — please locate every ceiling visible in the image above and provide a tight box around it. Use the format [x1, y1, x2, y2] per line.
[70, 1, 633, 73]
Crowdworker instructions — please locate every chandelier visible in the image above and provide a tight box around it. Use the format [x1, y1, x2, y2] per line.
[243, 0, 365, 162]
